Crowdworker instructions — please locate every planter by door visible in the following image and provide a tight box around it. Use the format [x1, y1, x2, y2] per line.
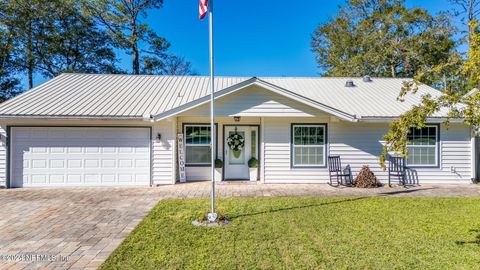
[249, 168, 258, 182]
[215, 168, 223, 182]
[224, 126, 259, 180]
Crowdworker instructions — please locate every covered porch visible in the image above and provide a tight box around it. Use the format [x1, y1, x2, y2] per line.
[171, 82, 341, 183]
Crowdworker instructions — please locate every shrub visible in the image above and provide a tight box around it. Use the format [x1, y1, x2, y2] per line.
[248, 157, 258, 168]
[214, 159, 223, 168]
[354, 165, 381, 188]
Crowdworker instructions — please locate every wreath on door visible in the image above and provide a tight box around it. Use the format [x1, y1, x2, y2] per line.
[227, 129, 245, 158]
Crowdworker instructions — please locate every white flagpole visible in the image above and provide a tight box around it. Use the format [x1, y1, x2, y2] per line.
[209, 0, 216, 215]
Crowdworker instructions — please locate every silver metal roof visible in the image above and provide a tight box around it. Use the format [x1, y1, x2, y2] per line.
[0, 73, 444, 119]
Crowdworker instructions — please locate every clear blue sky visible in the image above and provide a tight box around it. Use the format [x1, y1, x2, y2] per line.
[149, 0, 450, 77]
[30, 0, 451, 87]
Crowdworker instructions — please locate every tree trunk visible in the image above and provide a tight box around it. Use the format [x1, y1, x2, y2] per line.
[26, 21, 33, 89]
[131, 22, 139, 74]
[132, 43, 139, 74]
[391, 65, 396, 78]
[468, 0, 475, 47]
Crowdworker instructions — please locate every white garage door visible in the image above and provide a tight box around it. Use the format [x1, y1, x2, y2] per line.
[11, 127, 151, 187]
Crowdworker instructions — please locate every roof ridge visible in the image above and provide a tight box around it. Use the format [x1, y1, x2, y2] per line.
[60, 73, 414, 80]
[60, 73, 253, 79]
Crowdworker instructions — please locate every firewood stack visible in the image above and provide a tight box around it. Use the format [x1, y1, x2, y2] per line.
[354, 165, 381, 188]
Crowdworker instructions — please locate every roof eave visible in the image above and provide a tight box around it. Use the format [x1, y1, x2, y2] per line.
[358, 116, 464, 123]
[0, 115, 148, 121]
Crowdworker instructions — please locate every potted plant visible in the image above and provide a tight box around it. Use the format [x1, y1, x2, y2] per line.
[214, 158, 223, 181]
[248, 157, 258, 182]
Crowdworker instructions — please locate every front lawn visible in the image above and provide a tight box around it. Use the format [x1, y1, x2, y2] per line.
[101, 197, 480, 269]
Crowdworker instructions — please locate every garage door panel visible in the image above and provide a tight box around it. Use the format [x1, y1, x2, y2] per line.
[49, 174, 65, 184]
[50, 160, 65, 168]
[67, 175, 82, 183]
[11, 127, 151, 187]
[31, 175, 47, 184]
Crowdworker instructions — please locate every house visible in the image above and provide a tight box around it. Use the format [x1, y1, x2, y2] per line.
[0, 73, 475, 188]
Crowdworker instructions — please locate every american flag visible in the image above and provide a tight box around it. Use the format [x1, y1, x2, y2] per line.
[199, 0, 208, 20]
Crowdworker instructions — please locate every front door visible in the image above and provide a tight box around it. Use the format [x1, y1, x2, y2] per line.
[224, 126, 258, 180]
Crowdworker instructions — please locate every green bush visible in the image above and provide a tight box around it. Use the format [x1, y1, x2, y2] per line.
[248, 157, 258, 168]
[214, 158, 223, 168]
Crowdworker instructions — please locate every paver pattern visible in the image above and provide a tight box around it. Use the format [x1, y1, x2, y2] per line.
[1, 182, 479, 269]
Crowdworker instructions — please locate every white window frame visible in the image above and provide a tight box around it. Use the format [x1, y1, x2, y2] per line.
[184, 124, 212, 166]
[291, 124, 327, 168]
[406, 125, 439, 167]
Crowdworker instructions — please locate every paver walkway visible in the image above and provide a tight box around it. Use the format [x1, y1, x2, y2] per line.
[1, 182, 479, 269]
[164, 181, 480, 198]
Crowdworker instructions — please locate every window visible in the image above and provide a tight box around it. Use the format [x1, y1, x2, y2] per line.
[291, 124, 326, 167]
[184, 125, 212, 165]
[406, 125, 439, 167]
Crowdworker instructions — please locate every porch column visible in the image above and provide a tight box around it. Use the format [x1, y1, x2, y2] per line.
[171, 117, 178, 184]
[260, 117, 265, 183]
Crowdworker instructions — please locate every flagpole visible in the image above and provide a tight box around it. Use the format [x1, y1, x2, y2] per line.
[209, 0, 216, 214]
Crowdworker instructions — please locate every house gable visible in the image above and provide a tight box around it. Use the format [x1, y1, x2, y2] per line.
[154, 78, 356, 121]
[178, 85, 328, 117]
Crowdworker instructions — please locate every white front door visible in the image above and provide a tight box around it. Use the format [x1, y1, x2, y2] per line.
[224, 126, 258, 180]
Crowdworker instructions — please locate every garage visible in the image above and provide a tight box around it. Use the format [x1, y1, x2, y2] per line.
[10, 127, 151, 187]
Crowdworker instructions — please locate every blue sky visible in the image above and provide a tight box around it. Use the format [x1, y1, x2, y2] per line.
[150, 0, 450, 77]
[29, 0, 451, 87]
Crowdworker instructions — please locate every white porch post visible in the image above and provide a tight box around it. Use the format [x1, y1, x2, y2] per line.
[471, 131, 477, 181]
[260, 117, 265, 183]
[171, 117, 177, 184]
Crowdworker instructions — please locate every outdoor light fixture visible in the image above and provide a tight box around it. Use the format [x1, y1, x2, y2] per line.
[156, 133, 162, 141]
[234, 116, 241, 122]
[142, 114, 154, 122]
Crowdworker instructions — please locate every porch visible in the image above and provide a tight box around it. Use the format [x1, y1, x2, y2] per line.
[171, 115, 473, 185]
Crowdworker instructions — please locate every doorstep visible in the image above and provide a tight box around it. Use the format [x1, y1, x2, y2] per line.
[218, 180, 259, 185]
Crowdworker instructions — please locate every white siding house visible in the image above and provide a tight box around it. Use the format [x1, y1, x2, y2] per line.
[0, 74, 475, 187]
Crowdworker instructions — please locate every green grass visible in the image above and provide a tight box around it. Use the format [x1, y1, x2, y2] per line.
[100, 197, 480, 269]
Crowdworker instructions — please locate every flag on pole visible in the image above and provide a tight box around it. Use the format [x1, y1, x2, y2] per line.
[199, 0, 208, 20]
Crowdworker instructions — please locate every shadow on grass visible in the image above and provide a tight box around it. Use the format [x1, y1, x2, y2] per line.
[456, 228, 480, 245]
[378, 187, 437, 196]
[230, 187, 435, 220]
[230, 197, 369, 219]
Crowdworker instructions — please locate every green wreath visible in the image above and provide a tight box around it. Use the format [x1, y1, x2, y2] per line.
[227, 132, 245, 158]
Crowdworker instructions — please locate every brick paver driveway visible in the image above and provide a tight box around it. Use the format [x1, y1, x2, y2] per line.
[1, 182, 480, 269]
[0, 187, 164, 270]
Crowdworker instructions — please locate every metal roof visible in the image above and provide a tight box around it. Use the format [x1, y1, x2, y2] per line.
[0, 73, 444, 120]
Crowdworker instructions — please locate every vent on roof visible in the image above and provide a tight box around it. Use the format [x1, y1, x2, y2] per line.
[345, 80, 355, 87]
[363, 75, 372, 82]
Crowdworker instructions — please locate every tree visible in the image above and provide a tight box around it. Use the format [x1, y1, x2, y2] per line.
[143, 55, 196, 75]
[83, 0, 170, 75]
[379, 20, 480, 169]
[33, 0, 119, 77]
[0, 26, 21, 102]
[0, 0, 42, 89]
[449, 0, 480, 43]
[311, 0, 456, 84]
[1, 0, 119, 88]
